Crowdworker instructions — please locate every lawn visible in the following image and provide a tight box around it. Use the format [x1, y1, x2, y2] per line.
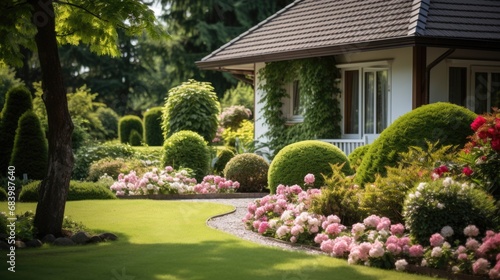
[1, 200, 439, 280]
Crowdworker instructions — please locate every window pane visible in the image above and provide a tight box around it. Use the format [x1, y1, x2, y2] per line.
[492, 72, 500, 109]
[474, 72, 488, 114]
[344, 70, 359, 134]
[449, 67, 467, 106]
[292, 80, 303, 116]
[376, 70, 388, 133]
[364, 72, 375, 134]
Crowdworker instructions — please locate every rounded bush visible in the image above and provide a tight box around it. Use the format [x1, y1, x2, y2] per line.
[0, 86, 32, 172]
[224, 153, 269, 192]
[219, 105, 252, 130]
[162, 80, 220, 143]
[86, 157, 147, 182]
[348, 144, 370, 172]
[268, 140, 353, 193]
[143, 107, 164, 146]
[356, 102, 476, 185]
[20, 180, 116, 202]
[213, 147, 235, 175]
[10, 111, 48, 180]
[403, 178, 499, 246]
[119, 115, 143, 144]
[129, 129, 142, 146]
[161, 130, 209, 182]
[96, 107, 119, 140]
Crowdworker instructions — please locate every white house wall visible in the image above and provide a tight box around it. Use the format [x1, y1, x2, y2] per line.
[254, 62, 268, 144]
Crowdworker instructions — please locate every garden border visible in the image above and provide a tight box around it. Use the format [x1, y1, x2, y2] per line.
[116, 192, 268, 200]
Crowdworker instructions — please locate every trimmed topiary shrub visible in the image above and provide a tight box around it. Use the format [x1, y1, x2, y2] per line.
[162, 80, 220, 143]
[10, 111, 48, 180]
[268, 140, 353, 193]
[403, 178, 499, 246]
[161, 130, 210, 182]
[0, 86, 32, 173]
[119, 115, 143, 144]
[129, 129, 142, 146]
[224, 153, 269, 193]
[355, 102, 476, 185]
[96, 107, 120, 140]
[143, 107, 164, 146]
[20, 180, 116, 202]
[213, 147, 235, 175]
[348, 144, 370, 172]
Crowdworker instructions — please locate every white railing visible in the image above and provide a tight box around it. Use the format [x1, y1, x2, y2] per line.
[318, 138, 367, 156]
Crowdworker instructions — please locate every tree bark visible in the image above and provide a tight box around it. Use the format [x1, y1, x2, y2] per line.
[29, 0, 74, 237]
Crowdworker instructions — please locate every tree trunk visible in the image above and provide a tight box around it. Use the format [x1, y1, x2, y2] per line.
[29, 0, 74, 237]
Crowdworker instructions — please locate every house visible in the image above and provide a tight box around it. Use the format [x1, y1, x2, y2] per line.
[196, 0, 500, 155]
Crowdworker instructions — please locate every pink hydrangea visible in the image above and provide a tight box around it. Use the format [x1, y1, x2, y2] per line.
[291, 225, 304, 236]
[376, 217, 391, 231]
[332, 238, 350, 257]
[472, 258, 490, 275]
[326, 223, 345, 236]
[320, 239, 334, 254]
[409, 244, 424, 257]
[369, 241, 385, 258]
[351, 223, 366, 236]
[363, 215, 381, 228]
[314, 233, 329, 244]
[390, 223, 405, 236]
[464, 225, 480, 237]
[258, 221, 269, 234]
[430, 233, 445, 247]
[466, 238, 481, 251]
[304, 173, 315, 185]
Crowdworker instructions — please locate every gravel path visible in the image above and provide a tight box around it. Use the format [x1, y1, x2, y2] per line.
[183, 198, 322, 255]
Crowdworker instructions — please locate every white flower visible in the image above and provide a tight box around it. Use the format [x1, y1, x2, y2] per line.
[437, 203, 445, 209]
[452, 266, 460, 273]
[414, 191, 421, 198]
[395, 259, 408, 271]
[441, 226, 454, 238]
[442, 242, 451, 249]
[417, 182, 427, 191]
[431, 247, 443, 257]
[442, 177, 453, 187]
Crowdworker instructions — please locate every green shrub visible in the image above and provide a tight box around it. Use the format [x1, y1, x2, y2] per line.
[0, 187, 6, 201]
[0, 86, 32, 172]
[224, 153, 269, 193]
[311, 164, 363, 226]
[96, 107, 120, 140]
[356, 102, 476, 185]
[87, 157, 147, 181]
[219, 105, 252, 130]
[72, 142, 135, 180]
[268, 140, 353, 193]
[143, 107, 164, 146]
[221, 82, 254, 113]
[20, 180, 116, 202]
[403, 178, 499, 246]
[213, 147, 235, 175]
[222, 120, 254, 148]
[161, 130, 210, 182]
[129, 129, 142, 146]
[0, 212, 6, 235]
[119, 115, 143, 144]
[71, 117, 91, 150]
[348, 144, 370, 172]
[9, 111, 48, 180]
[162, 80, 220, 143]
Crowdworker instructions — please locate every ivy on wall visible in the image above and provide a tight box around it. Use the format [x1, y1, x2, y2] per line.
[258, 56, 342, 158]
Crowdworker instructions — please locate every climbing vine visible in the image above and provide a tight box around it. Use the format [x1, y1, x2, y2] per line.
[258, 56, 342, 158]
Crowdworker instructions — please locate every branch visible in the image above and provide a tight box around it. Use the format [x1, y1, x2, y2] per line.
[54, 0, 128, 30]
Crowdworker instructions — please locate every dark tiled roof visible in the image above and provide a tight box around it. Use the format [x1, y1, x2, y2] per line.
[198, 0, 500, 68]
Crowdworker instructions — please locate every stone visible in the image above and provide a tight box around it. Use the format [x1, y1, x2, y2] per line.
[53, 237, 75, 246]
[71, 231, 91, 244]
[99, 233, 118, 241]
[0, 240, 10, 251]
[88, 235, 102, 244]
[15, 240, 26, 249]
[41, 234, 56, 244]
[25, 239, 43, 248]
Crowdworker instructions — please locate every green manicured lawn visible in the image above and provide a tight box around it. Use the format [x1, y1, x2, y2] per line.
[1, 200, 439, 280]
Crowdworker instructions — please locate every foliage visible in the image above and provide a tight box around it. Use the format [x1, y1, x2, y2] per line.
[0, 65, 24, 110]
[161, 80, 220, 143]
[0, 212, 6, 234]
[0, 187, 6, 201]
[95, 107, 120, 140]
[161, 130, 210, 182]
[219, 105, 252, 130]
[0, 86, 32, 173]
[71, 117, 91, 150]
[72, 142, 135, 180]
[360, 142, 460, 224]
[403, 178, 499, 246]
[311, 164, 363, 226]
[10, 111, 48, 180]
[20, 180, 116, 202]
[129, 129, 143, 146]
[222, 119, 254, 148]
[258, 57, 342, 157]
[213, 147, 235, 175]
[15, 211, 36, 241]
[86, 157, 147, 182]
[461, 109, 500, 199]
[119, 115, 143, 144]
[356, 102, 477, 185]
[268, 140, 353, 193]
[223, 153, 269, 193]
[348, 145, 370, 172]
[143, 107, 164, 146]
[221, 82, 254, 113]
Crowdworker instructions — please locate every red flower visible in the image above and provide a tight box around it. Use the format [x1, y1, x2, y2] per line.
[492, 138, 500, 151]
[462, 166, 474, 177]
[471, 116, 487, 131]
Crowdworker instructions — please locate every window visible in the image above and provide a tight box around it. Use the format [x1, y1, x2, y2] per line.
[292, 80, 305, 117]
[340, 63, 390, 137]
[284, 80, 305, 123]
[471, 68, 500, 114]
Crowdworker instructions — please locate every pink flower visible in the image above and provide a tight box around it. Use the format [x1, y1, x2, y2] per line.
[326, 223, 344, 236]
[471, 116, 487, 131]
[351, 223, 365, 236]
[363, 215, 381, 228]
[320, 239, 334, 254]
[368, 241, 385, 258]
[376, 217, 391, 231]
[458, 253, 468, 261]
[332, 239, 349, 257]
[314, 233, 329, 244]
[472, 258, 490, 275]
[466, 238, 480, 251]
[464, 225, 480, 237]
[390, 223, 405, 236]
[276, 225, 290, 238]
[409, 245, 424, 257]
[291, 225, 304, 236]
[304, 173, 315, 185]
[430, 233, 445, 247]
[258, 222, 269, 234]
[463, 166, 474, 177]
[386, 243, 401, 255]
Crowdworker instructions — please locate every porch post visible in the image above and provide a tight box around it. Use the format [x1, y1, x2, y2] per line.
[412, 46, 427, 109]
